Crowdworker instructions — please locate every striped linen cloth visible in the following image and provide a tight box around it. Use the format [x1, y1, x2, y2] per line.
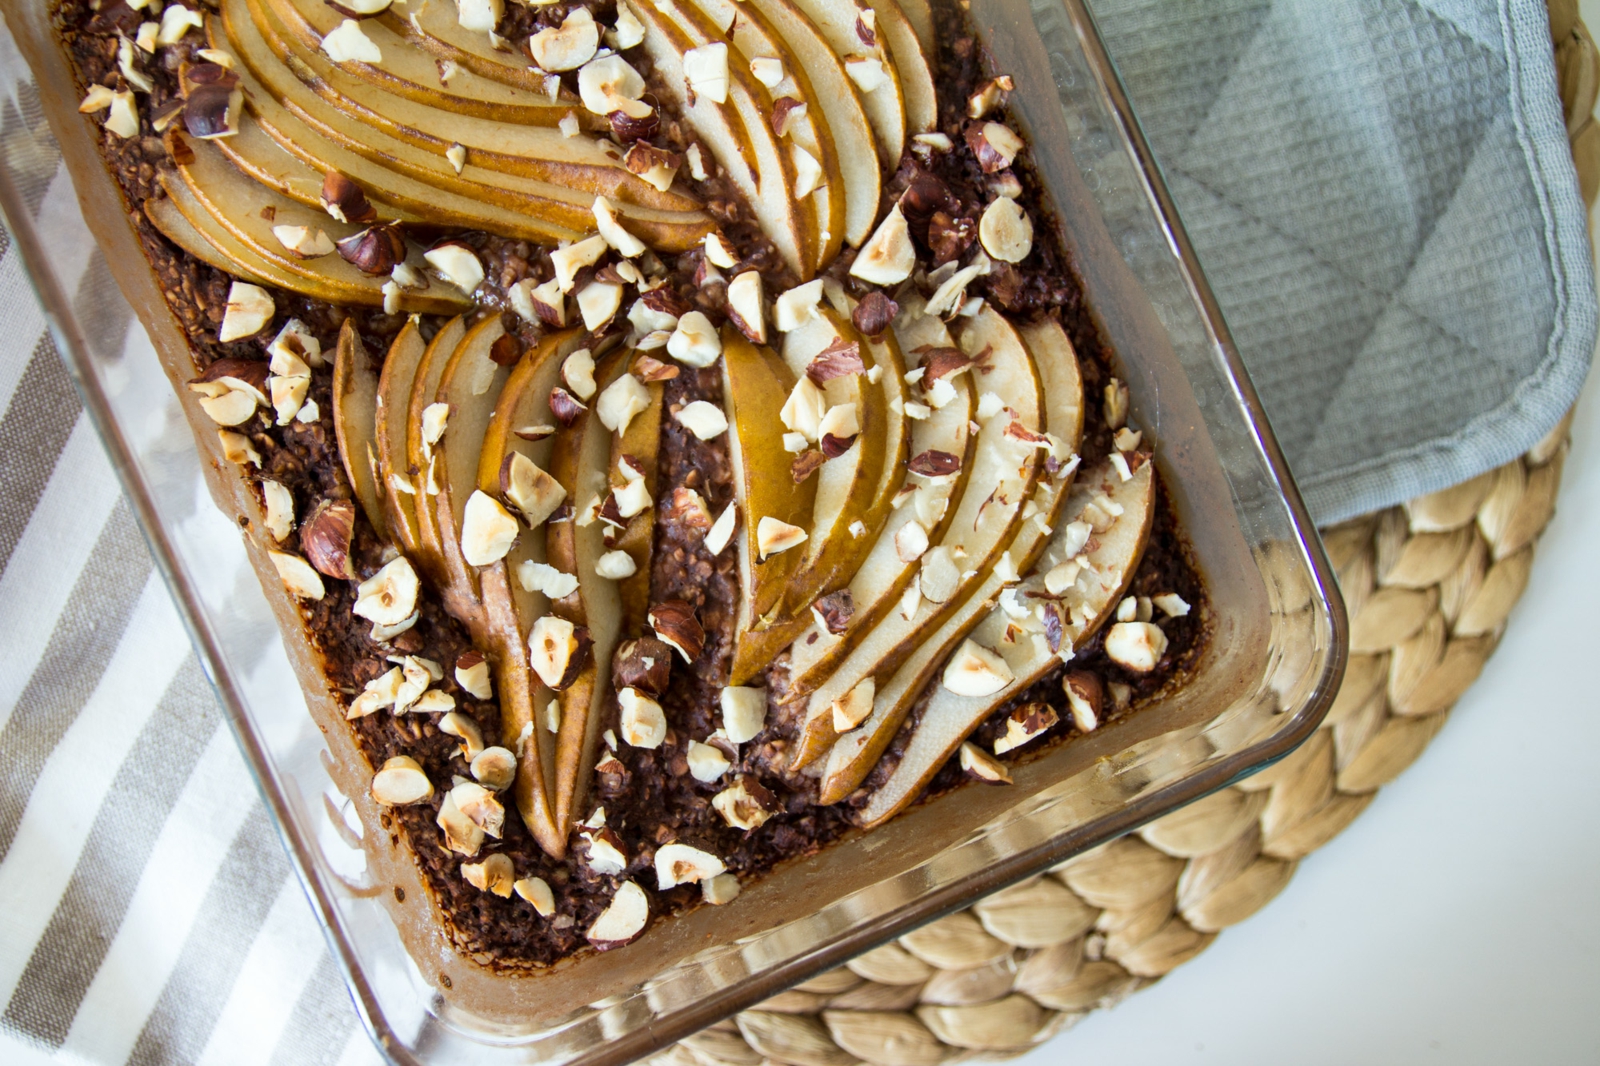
[0, 28, 379, 1066]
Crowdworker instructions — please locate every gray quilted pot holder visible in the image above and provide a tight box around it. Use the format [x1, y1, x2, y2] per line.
[1092, 0, 1596, 523]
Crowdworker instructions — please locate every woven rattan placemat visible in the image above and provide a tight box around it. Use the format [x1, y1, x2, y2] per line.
[652, 4, 1596, 1063]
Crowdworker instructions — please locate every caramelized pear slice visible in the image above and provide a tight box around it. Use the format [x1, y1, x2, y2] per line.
[262, 0, 585, 123]
[852, 457, 1155, 826]
[332, 320, 386, 539]
[544, 353, 629, 838]
[790, 306, 1045, 768]
[894, 0, 936, 55]
[739, 0, 880, 243]
[404, 315, 466, 597]
[624, 0, 810, 277]
[786, 0, 906, 171]
[476, 328, 589, 859]
[607, 381, 666, 631]
[815, 311, 1086, 799]
[721, 325, 819, 675]
[375, 320, 426, 558]
[778, 311, 888, 609]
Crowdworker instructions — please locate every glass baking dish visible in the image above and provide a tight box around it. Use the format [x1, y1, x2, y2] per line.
[0, 0, 1346, 1061]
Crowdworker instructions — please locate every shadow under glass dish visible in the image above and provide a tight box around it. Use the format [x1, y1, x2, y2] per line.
[0, 0, 1346, 1060]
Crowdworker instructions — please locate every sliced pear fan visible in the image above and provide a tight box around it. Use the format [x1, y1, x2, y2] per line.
[622, 0, 810, 276]
[263, 0, 585, 122]
[475, 328, 589, 859]
[543, 353, 630, 838]
[789, 305, 1046, 769]
[854, 457, 1155, 827]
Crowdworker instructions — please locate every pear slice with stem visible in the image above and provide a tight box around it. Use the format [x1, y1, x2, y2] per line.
[332, 320, 386, 538]
[789, 304, 1045, 768]
[624, 0, 810, 277]
[852, 456, 1155, 826]
[476, 327, 589, 859]
[262, 0, 585, 124]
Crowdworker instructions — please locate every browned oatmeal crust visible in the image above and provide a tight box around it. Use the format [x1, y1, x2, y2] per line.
[57, 0, 1207, 970]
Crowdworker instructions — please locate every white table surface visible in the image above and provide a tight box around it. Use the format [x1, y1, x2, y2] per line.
[1014, 27, 1600, 1066]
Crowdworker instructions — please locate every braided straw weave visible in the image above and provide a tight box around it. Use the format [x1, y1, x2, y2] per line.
[650, 5, 1597, 1063]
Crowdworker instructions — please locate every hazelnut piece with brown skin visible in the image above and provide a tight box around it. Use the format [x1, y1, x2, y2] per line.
[337, 223, 406, 276]
[851, 291, 898, 339]
[300, 498, 357, 580]
[648, 600, 705, 663]
[612, 636, 674, 697]
[320, 171, 376, 224]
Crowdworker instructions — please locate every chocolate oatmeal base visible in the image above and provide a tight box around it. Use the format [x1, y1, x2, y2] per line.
[58, 0, 1206, 970]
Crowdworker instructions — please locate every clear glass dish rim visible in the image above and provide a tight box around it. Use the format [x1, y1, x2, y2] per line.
[0, 0, 1348, 1061]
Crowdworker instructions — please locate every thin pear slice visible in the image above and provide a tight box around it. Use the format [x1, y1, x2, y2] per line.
[165, 130, 464, 311]
[789, 309, 1045, 768]
[893, 0, 936, 55]
[778, 311, 888, 611]
[211, 117, 350, 216]
[686, 0, 845, 270]
[544, 353, 628, 838]
[211, 17, 590, 246]
[230, 0, 710, 240]
[816, 312, 1086, 799]
[245, 0, 693, 212]
[728, 302, 911, 678]
[786, 0, 906, 170]
[379, 0, 557, 95]
[405, 315, 466, 598]
[262, 0, 584, 123]
[332, 320, 386, 539]
[477, 328, 589, 860]
[607, 381, 666, 631]
[155, 171, 463, 313]
[624, 0, 810, 277]
[144, 191, 272, 288]
[853, 457, 1155, 826]
[722, 325, 819, 676]
[740, 0, 880, 243]
[860, 0, 936, 135]
[428, 315, 517, 640]
[785, 351, 970, 695]
[375, 320, 426, 558]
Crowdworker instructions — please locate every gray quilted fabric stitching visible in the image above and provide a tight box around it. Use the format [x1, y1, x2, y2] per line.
[1093, 0, 1595, 522]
